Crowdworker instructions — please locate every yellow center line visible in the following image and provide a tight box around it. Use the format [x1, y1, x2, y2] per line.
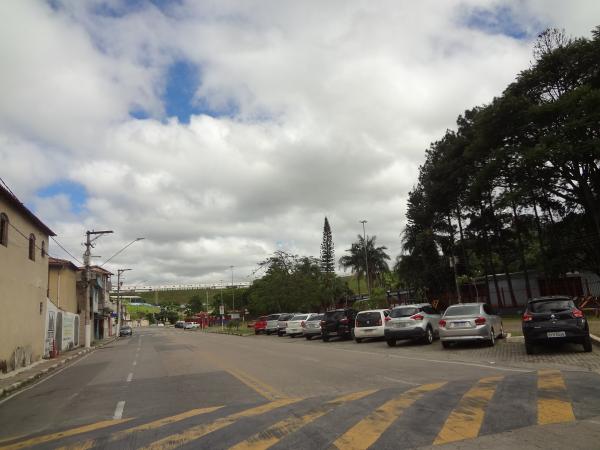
[333, 382, 447, 450]
[537, 370, 575, 425]
[140, 398, 302, 450]
[0, 418, 133, 450]
[433, 376, 503, 445]
[230, 389, 378, 450]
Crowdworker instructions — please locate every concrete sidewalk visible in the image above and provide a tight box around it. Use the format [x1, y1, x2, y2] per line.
[0, 336, 118, 399]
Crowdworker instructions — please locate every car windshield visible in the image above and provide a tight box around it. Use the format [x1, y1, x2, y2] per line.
[291, 315, 308, 321]
[266, 314, 281, 321]
[279, 314, 292, 321]
[390, 307, 418, 318]
[308, 315, 323, 321]
[325, 310, 346, 320]
[444, 305, 481, 317]
[530, 299, 574, 313]
[357, 312, 381, 322]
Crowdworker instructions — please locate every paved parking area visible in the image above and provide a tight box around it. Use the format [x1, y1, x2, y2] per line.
[265, 333, 600, 373]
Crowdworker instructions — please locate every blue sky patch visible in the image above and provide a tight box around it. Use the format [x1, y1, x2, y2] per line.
[37, 180, 88, 214]
[462, 6, 532, 40]
[163, 60, 238, 123]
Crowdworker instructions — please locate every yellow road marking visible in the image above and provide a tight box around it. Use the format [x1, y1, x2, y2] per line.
[226, 367, 287, 401]
[537, 370, 576, 425]
[231, 389, 377, 450]
[334, 383, 446, 450]
[195, 350, 286, 401]
[55, 405, 225, 450]
[0, 418, 133, 450]
[434, 376, 503, 445]
[141, 398, 302, 450]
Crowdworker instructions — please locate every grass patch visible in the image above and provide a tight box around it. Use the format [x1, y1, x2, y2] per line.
[501, 314, 600, 337]
[204, 324, 255, 336]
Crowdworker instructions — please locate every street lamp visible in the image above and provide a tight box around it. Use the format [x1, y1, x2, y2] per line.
[230, 265, 235, 311]
[360, 220, 371, 297]
[220, 280, 224, 330]
[116, 269, 131, 336]
[101, 237, 145, 267]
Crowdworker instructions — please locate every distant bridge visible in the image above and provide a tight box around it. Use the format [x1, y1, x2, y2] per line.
[112, 282, 251, 294]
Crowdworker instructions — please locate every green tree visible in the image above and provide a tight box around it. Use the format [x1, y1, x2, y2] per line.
[339, 235, 390, 294]
[320, 217, 335, 274]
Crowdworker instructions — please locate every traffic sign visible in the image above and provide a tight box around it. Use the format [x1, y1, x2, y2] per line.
[219, 305, 224, 315]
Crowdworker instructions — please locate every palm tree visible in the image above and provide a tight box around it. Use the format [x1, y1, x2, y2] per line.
[339, 235, 390, 294]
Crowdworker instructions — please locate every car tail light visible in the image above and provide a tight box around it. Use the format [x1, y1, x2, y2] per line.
[301, 321, 306, 328]
[384, 316, 391, 322]
[522, 312, 533, 322]
[572, 308, 584, 318]
[474, 317, 486, 325]
[410, 314, 424, 321]
[439, 319, 446, 327]
[320, 320, 326, 327]
[340, 318, 349, 325]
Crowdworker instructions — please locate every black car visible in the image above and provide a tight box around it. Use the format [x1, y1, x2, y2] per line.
[522, 296, 592, 354]
[321, 308, 357, 342]
[119, 325, 133, 337]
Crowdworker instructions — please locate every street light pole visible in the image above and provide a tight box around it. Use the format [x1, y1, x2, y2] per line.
[360, 220, 371, 297]
[116, 269, 131, 337]
[230, 265, 235, 312]
[83, 229, 113, 348]
[220, 280, 224, 330]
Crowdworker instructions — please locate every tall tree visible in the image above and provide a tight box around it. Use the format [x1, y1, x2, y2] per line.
[320, 217, 335, 274]
[340, 235, 391, 291]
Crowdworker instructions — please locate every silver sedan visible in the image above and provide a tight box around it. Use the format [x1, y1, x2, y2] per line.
[439, 303, 504, 348]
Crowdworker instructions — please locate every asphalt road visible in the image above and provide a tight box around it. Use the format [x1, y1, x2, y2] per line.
[0, 327, 599, 449]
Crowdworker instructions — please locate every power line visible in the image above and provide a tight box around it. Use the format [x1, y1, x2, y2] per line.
[50, 236, 83, 265]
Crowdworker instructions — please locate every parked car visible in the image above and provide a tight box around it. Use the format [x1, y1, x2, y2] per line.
[265, 313, 285, 335]
[119, 325, 133, 336]
[303, 314, 324, 340]
[286, 313, 319, 337]
[184, 322, 199, 330]
[254, 316, 268, 335]
[277, 313, 296, 336]
[439, 303, 503, 348]
[385, 303, 440, 346]
[354, 309, 390, 343]
[321, 308, 357, 342]
[174, 321, 186, 329]
[522, 296, 593, 354]
[157, 323, 165, 327]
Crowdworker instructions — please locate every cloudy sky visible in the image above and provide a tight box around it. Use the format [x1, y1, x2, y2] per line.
[1, 1, 597, 287]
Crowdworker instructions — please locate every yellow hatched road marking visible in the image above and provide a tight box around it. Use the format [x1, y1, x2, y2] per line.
[537, 370, 575, 425]
[140, 398, 302, 450]
[54, 405, 225, 450]
[433, 376, 503, 445]
[0, 418, 133, 450]
[333, 382, 447, 450]
[230, 389, 378, 450]
[226, 367, 287, 401]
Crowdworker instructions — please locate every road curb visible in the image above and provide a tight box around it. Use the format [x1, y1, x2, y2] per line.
[0, 336, 118, 400]
[590, 333, 600, 347]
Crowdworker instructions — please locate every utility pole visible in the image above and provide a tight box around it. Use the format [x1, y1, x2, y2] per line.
[116, 269, 131, 337]
[450, 255, 462, 304]
[360, 220, 371, 297]
[230, 265, 235, 312]
[220, 280, 224, 330]
[83, 230, 113, 348]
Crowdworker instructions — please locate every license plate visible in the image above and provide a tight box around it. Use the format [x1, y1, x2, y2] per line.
[364, 329, 374, 333]
[394, 322, 407, 328]
[450, 322, 469, 328]
[547, 331, 566, 338]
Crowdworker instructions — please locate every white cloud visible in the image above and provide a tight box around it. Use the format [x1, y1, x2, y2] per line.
[1, 0, 597, 285]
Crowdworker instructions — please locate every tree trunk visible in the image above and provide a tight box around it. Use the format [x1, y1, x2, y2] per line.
[480, 204, 503, 307]
[510, 196, 532, 299]
[456, 204, 470, 275]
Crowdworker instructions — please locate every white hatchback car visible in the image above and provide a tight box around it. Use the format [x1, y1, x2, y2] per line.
[354, 309, 390, 343]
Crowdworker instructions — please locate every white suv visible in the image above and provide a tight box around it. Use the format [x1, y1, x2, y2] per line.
[354, 309, 390, 343]
[384, 303, 441, 346]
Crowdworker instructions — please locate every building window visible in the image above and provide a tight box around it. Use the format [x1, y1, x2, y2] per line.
[41, 240, 46, 258]
[29, 234, 36, 261]
[0, 213, 7, 246]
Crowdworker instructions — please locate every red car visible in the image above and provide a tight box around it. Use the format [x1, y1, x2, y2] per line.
[254, 316, 268, 334]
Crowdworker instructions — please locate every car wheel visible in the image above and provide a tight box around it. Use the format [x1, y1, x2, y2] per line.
[305, 335, 312, 340]
[498, 323, 505, 339]
[442, 341, 451, 349]
[386, 339, 396, 347]
[583, 336, 593, 353]
[254, 330, 259, 335]
[323, 335, 330, 342]
[424, 327, 434, 345]
[525, 339, 535, 355]
[266, 330, 271, 335]
[487, 328, 496, 347]
[355, 338, 363, 343]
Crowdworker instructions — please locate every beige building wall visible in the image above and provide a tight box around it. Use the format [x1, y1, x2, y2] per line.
[0, 199, 50, 370]
[48, 265, 79, 315]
